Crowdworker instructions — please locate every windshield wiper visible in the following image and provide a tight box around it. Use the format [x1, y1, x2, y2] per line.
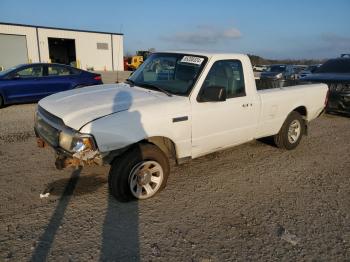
[138, 83, 173, 97]
[125, 78, 135, 86]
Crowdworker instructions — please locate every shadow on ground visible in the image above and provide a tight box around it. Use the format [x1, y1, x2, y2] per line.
[325, 111, 350, 118]
[31, 168, 140, 261]
[257, 136, 277, 147]
[43, 172, 107, 196]
[31, 168, 82, 261]
[31, 89, 142, 261]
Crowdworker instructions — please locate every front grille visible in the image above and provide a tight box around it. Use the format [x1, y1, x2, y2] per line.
[35, 115, 60, 147]
[37, 106, 65, 127]
[35, 106, 65, 147]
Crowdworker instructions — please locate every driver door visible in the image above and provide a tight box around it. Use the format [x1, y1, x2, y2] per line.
[5, 65, 46, 103]
[191, 60, 259, 158]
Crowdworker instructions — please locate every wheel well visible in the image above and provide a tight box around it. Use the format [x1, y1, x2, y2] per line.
[105, 137, 177, 165]
[293, 106, 307, 119]
[292, 106, 308, 135]
[144, 136, 177, 160]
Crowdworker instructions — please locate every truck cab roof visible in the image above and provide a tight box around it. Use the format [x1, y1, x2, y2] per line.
[161, 50, 249, 60]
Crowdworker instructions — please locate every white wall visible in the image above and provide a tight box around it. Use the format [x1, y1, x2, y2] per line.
[112, 34, 124, 71]
[0, 24, 124, 71]
[0, 24, 39, 63]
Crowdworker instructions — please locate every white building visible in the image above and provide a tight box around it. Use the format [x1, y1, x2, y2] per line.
[0, 22, 124, 71]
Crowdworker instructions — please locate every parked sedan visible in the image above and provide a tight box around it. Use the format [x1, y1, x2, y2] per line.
[302, 56, 350, 115]
[0, 63, 102, 107]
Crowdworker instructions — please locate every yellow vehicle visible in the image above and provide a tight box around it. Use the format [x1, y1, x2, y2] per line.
[127, 56, 144, 70]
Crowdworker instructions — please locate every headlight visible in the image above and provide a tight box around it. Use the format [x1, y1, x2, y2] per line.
[59, 131, 96, 153]
[72, 135, 97, 152]
[59, 131, 74, 151]
[275, 73, 283, 79]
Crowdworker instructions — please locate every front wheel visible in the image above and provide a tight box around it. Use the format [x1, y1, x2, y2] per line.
[274, 111, 305, 150]
[108, 143, 170, 202]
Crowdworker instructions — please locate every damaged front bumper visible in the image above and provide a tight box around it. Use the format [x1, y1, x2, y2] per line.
[55, 146, 103, 170]
[36, 134, 104, 170]
[34, 106, 104, 170]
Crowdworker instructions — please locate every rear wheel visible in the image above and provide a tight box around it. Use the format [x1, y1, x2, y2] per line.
[274, 111, 305, 150]
[108, 143, 170, 202]
[0, 95, 3, 108]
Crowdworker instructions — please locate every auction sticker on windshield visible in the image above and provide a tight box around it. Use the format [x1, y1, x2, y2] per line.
[180, 56, 204, 65]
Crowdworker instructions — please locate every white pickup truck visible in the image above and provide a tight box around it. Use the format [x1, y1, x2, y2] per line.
[35, 51, 328, 201]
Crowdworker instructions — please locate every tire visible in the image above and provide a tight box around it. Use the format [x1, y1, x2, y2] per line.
[273, 111, 305, 150]
[0, 95, 3, 108]
[108, 143, 170, 202]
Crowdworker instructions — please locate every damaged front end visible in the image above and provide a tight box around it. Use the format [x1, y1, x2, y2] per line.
[53, 135, 104, 170]
[54, 147, 103, 170]
[35, 106, 104, 170]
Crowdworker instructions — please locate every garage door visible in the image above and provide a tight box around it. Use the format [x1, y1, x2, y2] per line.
[0, 34, 28, 70]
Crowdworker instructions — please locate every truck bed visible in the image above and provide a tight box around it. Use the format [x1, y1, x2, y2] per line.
[255, 83, 327, 138]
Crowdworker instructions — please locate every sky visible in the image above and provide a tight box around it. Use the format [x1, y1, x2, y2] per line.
[0, 0, 349, 59]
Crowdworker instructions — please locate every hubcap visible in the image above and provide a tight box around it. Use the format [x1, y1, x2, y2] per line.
[288, 120, 301, 144]
[129, 161, 163, 199]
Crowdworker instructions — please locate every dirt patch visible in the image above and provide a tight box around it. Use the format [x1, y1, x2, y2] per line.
[0, 104, 350, 261]
[0, 131, 34, 144]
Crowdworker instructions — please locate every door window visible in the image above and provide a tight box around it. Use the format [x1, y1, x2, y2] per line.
[201, 60, 246, 99]
[48, 65, 71, 76]
[15, 66, 43, 78]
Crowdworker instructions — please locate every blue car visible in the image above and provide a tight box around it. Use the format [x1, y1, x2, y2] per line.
[0, 63, 103, 107]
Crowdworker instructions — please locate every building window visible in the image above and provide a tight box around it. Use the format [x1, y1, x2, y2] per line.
[97, 42, 109, 50]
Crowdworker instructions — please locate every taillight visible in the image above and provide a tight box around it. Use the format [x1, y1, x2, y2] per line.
[94, 75, 102, 81]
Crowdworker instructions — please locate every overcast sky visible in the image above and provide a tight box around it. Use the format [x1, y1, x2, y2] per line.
[0, 0, 349, 59]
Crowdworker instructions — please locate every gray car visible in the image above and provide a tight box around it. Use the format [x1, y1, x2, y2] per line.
[260, 64, 296, 80]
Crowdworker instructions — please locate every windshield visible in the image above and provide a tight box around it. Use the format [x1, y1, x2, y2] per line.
[128, 53, 207, 96]
[268, 65, 287, 73]
[0, 66, 18, 77]
[315, 59, 350, 74]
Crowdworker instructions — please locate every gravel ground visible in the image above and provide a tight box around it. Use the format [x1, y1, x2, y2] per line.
[0, 104, 349, 261]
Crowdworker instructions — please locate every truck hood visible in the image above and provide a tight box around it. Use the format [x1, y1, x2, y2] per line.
[39, 83, 188, 130]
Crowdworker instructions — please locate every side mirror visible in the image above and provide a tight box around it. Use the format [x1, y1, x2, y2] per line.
[199, 85, 226, 102]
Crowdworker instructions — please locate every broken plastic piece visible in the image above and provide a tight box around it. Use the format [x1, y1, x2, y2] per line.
[36, 138, 46, 148]
[280, 229, 300, 245]
[73, 149, 99, 161]
[40, 192, 50, 198]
